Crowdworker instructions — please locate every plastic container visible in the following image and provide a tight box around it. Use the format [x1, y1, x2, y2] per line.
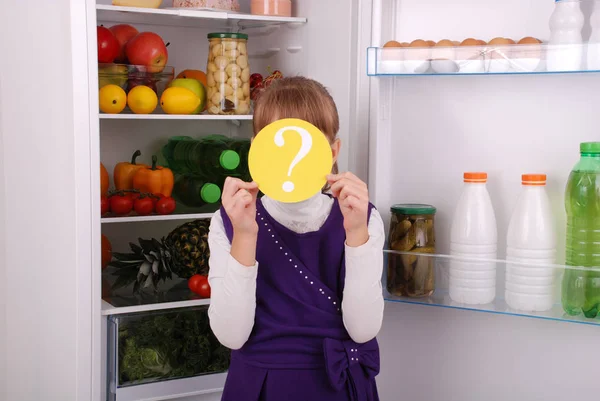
[175, 175, 222, 207]
[562, 142, 600, 318]
[206, 33, 250, 115]
[172, 0, 240, 11]
[107, 306, 230, 392]
[547, 0, 584, 72]
[588, 1, 600, 70]
[505, 174, 556, 312]
[98, 63, 174, 97]
[387, 204, 436, 297]
[449, 172, 498, 304]
[251, 0, 292, 17]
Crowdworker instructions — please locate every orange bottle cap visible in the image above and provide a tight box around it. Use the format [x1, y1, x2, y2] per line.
[464, 172, 487, 183]
[522, 174, 546, 186]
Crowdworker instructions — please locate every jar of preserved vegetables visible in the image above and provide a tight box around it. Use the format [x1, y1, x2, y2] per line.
[387, 204, 436, 297]
[206, 32, 251, 115]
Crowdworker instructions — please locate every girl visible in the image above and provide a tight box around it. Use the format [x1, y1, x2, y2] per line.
[208, 77, 384, 401]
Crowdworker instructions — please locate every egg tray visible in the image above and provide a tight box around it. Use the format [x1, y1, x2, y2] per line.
[369, 43, 594, 75]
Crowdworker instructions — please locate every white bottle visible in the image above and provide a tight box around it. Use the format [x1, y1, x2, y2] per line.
[505, 174, 556, 312]
[449, 172, 498, 305]
[548, 0, 584, 72]
[588, 1, 600, 70]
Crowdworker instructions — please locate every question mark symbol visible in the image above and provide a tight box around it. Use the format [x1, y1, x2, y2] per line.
[274, 126, 313, 193]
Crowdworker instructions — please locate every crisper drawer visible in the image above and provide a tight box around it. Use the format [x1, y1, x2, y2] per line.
[107, 306, 230, 401]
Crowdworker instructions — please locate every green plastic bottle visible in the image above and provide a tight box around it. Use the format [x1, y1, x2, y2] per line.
[175, 175, 222, 208]
[562, 142, 600, 318]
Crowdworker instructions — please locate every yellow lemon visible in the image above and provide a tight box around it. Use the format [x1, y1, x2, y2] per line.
[99, 84, 127, 114]
[127, 85, 158, 114]
[160, 87, 201, 114]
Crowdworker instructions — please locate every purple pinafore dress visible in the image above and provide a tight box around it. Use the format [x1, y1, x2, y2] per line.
[219, 197, 380, 401]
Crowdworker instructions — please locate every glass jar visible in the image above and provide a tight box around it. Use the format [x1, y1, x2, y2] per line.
[173, 0, 240, 11]
[206, 33, 251, 115]
[387, 204, 436, 297]
[250, 0, 292, 17]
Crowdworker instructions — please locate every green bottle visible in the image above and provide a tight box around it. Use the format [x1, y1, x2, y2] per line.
[175, 175, 222, 208]
[562, 142, 600, 318]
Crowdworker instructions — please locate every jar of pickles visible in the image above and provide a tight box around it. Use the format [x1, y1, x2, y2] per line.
[387, 204, 436, 297]
[206, 33, 251, 115]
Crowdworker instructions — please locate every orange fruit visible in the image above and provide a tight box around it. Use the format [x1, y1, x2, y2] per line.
[100, 163, 109, 196]
[101, 235, 112, 270]
[176, 70, 208, 87]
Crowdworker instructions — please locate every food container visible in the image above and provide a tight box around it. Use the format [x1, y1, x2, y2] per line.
[387, 204, 436, 297]
[107, 306, 230, 392]
[251, 0, 292, 17]
[98, 63, 174, 99]
[206, 33, 251, 115]
[173, 0, 240, 11]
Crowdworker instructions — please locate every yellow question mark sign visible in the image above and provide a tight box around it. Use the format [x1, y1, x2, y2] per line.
[248, 118, 333, 203]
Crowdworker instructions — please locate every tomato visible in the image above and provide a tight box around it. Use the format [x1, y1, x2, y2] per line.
[188, 274, 211, 298]
[155, 196, 176, 215]
[101, 235, 112, 270]
[110, 194, 133, 216]
[101, 196, 110, 215]
[249, 73, 263, 90]
[97, 26, 120, 63]
[134, 197, 154, 216]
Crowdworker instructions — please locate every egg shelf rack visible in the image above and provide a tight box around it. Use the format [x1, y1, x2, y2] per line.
[367, 43, 600, 76]
[383, 251, 600, 328]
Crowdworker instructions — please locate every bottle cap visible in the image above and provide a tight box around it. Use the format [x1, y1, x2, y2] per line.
[580, 142, 600, 154]
[464, 172, 487, 183]
[201, 183, 222, 204]
[522, 174, 546, 186]
[220, 150, 241, 170]
[390, 204, 436, 215]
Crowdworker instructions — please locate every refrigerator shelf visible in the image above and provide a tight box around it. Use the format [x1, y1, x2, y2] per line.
[383, 251, 600, 327]
[97, 4, 307, 29]
[367, 43, 600, 76]
[100, 114, 253, 121]
[102, 201, 217, 224]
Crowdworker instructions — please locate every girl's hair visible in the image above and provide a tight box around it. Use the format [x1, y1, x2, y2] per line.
[253, 76, 340, 175]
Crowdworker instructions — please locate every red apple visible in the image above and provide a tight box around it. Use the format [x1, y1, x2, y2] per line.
[109, 24, 139, 63]
[97, 26, 120, 63]
[126, 32, 168, 73]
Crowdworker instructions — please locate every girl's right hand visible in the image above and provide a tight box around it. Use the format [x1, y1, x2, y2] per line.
[222, 177, 260, 236]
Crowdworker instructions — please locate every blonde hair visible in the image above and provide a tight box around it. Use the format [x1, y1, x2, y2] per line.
[253, 76, 340, 175]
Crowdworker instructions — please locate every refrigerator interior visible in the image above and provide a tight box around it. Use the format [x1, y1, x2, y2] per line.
[371, 1, 599, 400]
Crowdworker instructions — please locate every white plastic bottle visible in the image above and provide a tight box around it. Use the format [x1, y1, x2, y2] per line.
[588, 1, 600, 70]
[449, 172, 498, 305]
[548, 0, 584, 72]
[505, 174, 556, 312]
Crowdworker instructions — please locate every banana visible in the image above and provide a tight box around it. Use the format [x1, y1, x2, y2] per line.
[112, 0, 163, 8]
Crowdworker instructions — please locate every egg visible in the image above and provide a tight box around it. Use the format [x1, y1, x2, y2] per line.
[514, 36, 543, 71]
[409, 39, 428, 48]
[382, 40, 404, 62]
[384, 40, 403, 48]
[487, 37, 513, 72]
[460, 38, 479, 47]
[432, 39, 455, 60]
[400, 42, 410, 47]
[452, 41, 461, 46]
[405, 39, 431, 73]
[426, 40, 436, 47]
[505, 38, 516, 45]
[457, 39, 484, 73]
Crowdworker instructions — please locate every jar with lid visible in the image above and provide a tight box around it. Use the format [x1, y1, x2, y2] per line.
[387, 204, 436, 297]
[251, 0, 292, 17]
[206, 33, 251, 115]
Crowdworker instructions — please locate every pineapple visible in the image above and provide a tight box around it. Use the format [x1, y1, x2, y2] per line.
[110, 219, 211, 294]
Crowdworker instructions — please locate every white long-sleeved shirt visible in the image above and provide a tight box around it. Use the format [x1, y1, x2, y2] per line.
[207, 193, 385, 350]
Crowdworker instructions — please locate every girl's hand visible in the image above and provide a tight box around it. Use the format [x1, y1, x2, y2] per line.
[327, 172, 370, 247]
[222, 177, 260, 236]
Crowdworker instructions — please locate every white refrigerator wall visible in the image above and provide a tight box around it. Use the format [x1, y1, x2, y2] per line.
[373, 1, 599, 400]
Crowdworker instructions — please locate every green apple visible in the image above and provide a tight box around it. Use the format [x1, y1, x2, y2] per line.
[169, 78, 206, 114]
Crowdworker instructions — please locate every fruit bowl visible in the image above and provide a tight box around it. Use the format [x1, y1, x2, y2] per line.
[98, 63, 175, 99]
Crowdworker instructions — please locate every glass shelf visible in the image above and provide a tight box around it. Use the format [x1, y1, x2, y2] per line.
[367, 43, 600, 76]
[383, 251, 600, 327]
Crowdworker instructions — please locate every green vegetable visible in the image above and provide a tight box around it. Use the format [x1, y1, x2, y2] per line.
[118, 306, 230, 386]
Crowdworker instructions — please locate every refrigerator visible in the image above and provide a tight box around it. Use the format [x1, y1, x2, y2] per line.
[1, 0, 598, 400]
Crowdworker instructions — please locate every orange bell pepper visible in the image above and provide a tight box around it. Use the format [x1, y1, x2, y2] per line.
[100, 163, 109, 196]
[114, 150, 149, 190]
[132, 155, 174, 197]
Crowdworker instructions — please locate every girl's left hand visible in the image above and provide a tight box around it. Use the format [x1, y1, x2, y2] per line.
[328, 172, 370, 247]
